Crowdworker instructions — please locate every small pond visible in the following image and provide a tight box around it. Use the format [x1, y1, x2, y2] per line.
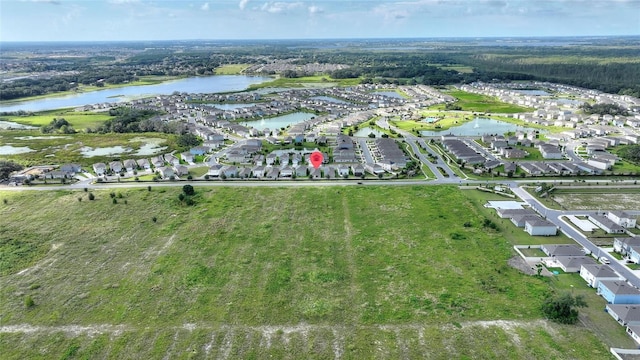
[241, 112, 316, 131]
[374, 91, 404, 99]
[309, 96, 352, 104]
[353, 127, 386, 138]
[207, 103, 257, 110]
[420, 117, 544, 137]
[80, 146, 131, 157]
[514, 89, 551, 96]
[0, 120, 37, 130]
[0, 145, 36, 155]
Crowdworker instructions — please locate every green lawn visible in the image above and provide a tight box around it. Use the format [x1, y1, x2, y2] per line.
[1, 110, 113, 129]
[0, 186, 614, 359]
[215, 64, 251, 75]
[247, 75, 361, 90]
[447, 90, 533, 113]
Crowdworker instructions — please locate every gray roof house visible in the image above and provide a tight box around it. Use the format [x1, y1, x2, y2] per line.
[541, 244, 585, 257]
[580, 264, 622, 288]
[606, 304, 640, 326]
[555, 256, 597, 273]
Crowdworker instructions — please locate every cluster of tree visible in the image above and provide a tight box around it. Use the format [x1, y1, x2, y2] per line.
[0, 160, 23, 181]
[92, 108, 163, 133]
[41, 118, 76, 134]
[579, 103, 629, 116]
[541, 292, 586, 325]
[617, 145, 640, 164]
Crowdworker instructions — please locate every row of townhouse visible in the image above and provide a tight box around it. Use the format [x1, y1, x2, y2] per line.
[206, 163, 366, 179]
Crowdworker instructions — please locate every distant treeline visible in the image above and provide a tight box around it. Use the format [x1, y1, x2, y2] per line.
[2, 42, 638, 101]
[0, 70, 137, 101]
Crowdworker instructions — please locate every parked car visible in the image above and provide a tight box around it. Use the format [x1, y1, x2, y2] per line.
[599, 256, 610, 265]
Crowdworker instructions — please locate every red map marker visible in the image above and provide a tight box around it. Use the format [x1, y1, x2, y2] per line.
[309, 151, 323, 169]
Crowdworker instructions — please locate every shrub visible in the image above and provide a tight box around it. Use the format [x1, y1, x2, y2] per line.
[88, 193, 95, 201]
[24, 295, 35, 308]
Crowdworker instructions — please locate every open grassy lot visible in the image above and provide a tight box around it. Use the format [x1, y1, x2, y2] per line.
[215, 64, 251, 75]
[0, 130, 177, 166]
[0, 186, 615, 359]
[247, 75, 361, 90]
[446, 90, 533, 113]
[1, 110, 113, 129]
[551, 187, 640, 210]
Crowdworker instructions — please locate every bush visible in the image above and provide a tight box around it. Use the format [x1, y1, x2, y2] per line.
[24, 295, 35, 308]
[182, 184, 195, 196]
[88, 193, 95, 201]
[542, 292, 587, 324]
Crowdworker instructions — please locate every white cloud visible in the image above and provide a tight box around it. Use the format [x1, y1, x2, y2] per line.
[239, 0, 249, 10]
[261, 1, 303, 14]
[108, 0, 139, 4]
[201, 2, 209, 11]
[308, 5, 323, 15]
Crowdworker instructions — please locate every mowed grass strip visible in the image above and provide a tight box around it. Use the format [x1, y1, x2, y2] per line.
[2, 110, 113, 129]
[0, 186, 612, 358]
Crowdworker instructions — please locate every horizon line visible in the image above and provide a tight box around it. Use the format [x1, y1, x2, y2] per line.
[1, 34, 639, 44]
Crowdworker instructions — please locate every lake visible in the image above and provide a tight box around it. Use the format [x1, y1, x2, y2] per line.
[515, 90, 551, 96]
[0, 120, 37, 130]
[353, 127, 386, 137]
[374, 91, 404, 99]
[207, 103, 257, 110]
[0, 145, 35, 155]
[420, 117, 543, 137]
[241, 112, 316, 131]
[310, 96, 352, 104]
[0, 75, 272, 113]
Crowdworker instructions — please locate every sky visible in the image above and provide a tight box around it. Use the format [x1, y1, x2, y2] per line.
[1, 0, 639, 41]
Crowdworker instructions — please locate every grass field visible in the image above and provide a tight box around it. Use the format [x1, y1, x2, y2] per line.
[0, 186, 618, 359]
[247, 75, 362, 90]
[1, 110, 113, 129]
[446, 90, 533, 113]
[552, 187, 640, 210]
[215, 64, 251, 75]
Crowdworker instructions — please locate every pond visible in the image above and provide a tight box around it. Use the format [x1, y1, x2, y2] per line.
[0, 120, 37, 130]
[129, 137, 168, 156]
[0, 145, 36, 155]
[420, 117, 544, 137]
[80, 146, 131, 158]
[353, 127, 386, 138]
[309, 96, 352, 104]
[421, 117, 437, 123]
[514, 89, 551, 96]
[241, 112, 316, 131]
[207, 103, 257, 110]
[0, 75, 272, 113]
[374, 91, 404, 99]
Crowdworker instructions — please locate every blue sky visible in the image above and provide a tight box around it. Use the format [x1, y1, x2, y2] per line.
[1, 0, 639, 41]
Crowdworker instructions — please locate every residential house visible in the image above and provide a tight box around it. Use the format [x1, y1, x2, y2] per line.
[629, 246, 640, 264]
[123, 159, 137, 172]
[541, 244, 585, 257]
[207, 164, 223, 177]
[539, 143, 564, 159]
[221, 165, 238, 178]
[92, 163, 106, 176]
[510, 214, 544, 228]
[190, 146, 210, 155]
[588, 214, 625, 234]
[164, 154, 180, 167]
[180, 152, 195, 164]
[615, 237, 640, 256]
[238, 167, 252, 179]
[294, 165, 308, 178]
[251, 166, 265, 178]
[351, 164, 365, 177]
[608, 211, 637, 228]
[598, 280, 640, 304]
[606, 304, 640, 326]
[109, 161, 123, 174]
[280, 166, 293, 178]
[174, 165, 189, 176]
[555, 256, 597, 273]
[337, 164, 350, 177]
[157, 167, 174, 179]
[60, 163, 82, 174]
[136, 158, 151, 170]
[524, 218, 557, 236]
[580, 264, 622, 288]
[151, 155, 165, 168]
